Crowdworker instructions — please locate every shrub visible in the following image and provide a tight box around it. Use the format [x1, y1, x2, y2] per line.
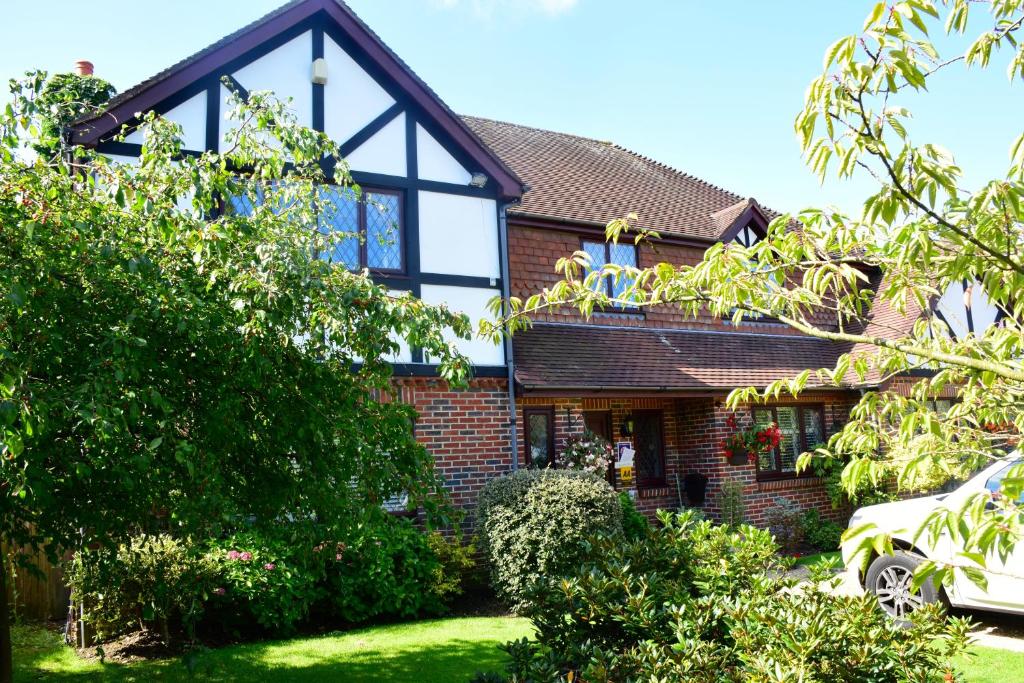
[764, 496, 804, 552]
[66, 534, 217, 642]
[426, 531, 475, 605]
[205, 531, 322, 635]
[618, 492, 650, 541]
[476, 469, 622, 610]
[718, 478, 745, 528]
[323, 515, 449, 623]
[801, 508, 844, 551]
[489, 511, 971, 683]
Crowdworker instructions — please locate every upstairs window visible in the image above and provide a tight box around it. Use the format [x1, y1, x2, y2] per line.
[226, 184, 404, 274]
[317, 187, 403, 273]
[581, 240, 637, 307]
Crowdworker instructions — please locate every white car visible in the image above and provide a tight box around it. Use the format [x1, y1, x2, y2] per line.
[844, 457, 1024, 619]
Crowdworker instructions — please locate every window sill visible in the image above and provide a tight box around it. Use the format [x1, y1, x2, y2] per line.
[756, 476, 824, 492]
[636, 484, 671, 499]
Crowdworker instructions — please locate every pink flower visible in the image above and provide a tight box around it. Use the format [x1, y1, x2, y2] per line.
[226, 550, 241, 560]
[264, 563, 276, 571]
[213, 587, 226, 596]
[336, 552, 344, 561]
[240, 551, 253, 562]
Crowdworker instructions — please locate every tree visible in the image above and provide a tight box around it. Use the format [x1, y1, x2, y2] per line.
[0, 73, 472, 680]
[489, 0, 1024, 590]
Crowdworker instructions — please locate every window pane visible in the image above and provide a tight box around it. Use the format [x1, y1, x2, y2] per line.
[608, 242, 637, 303]
[366, 192, 402, 271]
[752, 408, 778, 472]
[527, 412, 553, 469]
[317, 187, 359, 269]
[581, 241, 608, 294]
[633, 412, 664, 484]
[802, 408, 824, 449]
[776, 407, 800, 473]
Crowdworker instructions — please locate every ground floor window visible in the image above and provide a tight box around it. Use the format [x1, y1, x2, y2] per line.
[752, 405, 825, 480]
[632, 410, 666, 487]
[524, 407, 555, 468]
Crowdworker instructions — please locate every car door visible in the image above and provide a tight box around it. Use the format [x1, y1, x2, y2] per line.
[951, 461, 1024, 612]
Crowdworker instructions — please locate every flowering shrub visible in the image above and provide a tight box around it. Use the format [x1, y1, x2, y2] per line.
[323, 516, 451, 623]
[720, 413, 781, 461]
[560, 432, 613, 476]
[65, 534, 217, 643]
[485, 511, 970, 683]
[206, 532, 322, 635]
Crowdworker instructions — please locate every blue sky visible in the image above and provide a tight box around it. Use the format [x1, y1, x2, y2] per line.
[4, 0, 1021, 214]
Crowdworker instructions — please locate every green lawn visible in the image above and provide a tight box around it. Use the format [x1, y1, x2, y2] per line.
[956, 646, 1024, 682]
[12, 618, 1024, 682]
[12, 617, 533, 682]
[793, 550, 842, 567]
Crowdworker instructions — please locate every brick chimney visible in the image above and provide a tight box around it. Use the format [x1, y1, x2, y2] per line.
[74, 60, 94, 76]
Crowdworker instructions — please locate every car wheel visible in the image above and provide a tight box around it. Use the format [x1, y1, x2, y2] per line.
[865, 551, 940, 621]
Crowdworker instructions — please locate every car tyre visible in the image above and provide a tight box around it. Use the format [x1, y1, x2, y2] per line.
[865, 551, 940, 623]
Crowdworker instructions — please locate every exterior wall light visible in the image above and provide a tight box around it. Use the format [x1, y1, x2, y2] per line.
[469, 172, 488, 188]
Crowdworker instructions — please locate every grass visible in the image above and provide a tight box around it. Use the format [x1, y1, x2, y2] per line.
[12, 617, 533, 682]
[955, 646, 1024, 682]
[12, 618, 1024, 682]
[793, 550, 841, 567]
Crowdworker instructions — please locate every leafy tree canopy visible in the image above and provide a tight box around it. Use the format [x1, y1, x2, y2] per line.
[488, 0, 1024, 589]
[1, 73, 474, 563]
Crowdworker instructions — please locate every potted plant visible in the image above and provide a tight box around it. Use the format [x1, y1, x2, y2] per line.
[561, 432, 614, 477]
[720, 414, 781, 466]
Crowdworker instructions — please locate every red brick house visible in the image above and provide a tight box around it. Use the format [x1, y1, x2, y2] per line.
[72, 0, 985, 526]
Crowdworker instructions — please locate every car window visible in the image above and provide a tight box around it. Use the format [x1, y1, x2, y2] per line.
[984, 460, 1024, 504]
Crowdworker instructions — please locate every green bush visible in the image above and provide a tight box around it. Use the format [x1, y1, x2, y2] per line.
[66, 534, 217, 642]
[205, 531, 322, 635]
[618, 492, 650, 541]
[489, 511, 970, 683]
[476, 469, 623, 610]
[764, 496, 804, 552]
[801, 508, 844, 551]
[324, 516, 450, 623]
[426, 530, 475, 605]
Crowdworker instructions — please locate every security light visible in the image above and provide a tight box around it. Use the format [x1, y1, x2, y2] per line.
[469, 172, 488, 188]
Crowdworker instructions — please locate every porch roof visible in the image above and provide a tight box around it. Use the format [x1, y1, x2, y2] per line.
[512, 323, 851, 393]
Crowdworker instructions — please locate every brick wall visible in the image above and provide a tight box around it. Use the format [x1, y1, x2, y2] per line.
[508, 222, 840, 335]
[397, 377, 512, 526]
[676, 393, 858, 526]
[518, 391, 860, 527]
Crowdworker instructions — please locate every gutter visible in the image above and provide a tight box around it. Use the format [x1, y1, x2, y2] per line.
[498, 201, 520, 470]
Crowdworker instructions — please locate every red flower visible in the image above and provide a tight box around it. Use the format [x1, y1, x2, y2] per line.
[723, 449, 733, 458]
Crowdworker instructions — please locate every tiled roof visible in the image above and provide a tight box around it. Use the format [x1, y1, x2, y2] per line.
[512, 323, 848, 392]
[462, 116, 776, 241]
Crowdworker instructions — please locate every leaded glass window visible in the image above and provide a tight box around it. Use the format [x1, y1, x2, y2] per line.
[581, 239, 638, 308]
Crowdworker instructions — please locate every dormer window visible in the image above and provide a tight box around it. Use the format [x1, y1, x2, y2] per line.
[581, 239, 637, 307]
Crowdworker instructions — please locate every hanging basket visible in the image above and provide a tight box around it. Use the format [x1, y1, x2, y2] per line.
[727, 450, 751, 466]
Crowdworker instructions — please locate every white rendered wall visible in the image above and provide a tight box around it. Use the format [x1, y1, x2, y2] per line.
[323, 35, 396, 145]
[418, 192, 499, 278]
[420, 284, 504, 366]
[345, 113, 406, 177]
[387, 290, 414, 363]
[416, 124, 471, 184]
[125, 91, 207, 151]
[936, 281, 1000, 338]
[232, 31, 313, 128]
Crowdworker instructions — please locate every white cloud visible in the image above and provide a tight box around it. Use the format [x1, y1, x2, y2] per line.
[434, 0, 579, 18]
